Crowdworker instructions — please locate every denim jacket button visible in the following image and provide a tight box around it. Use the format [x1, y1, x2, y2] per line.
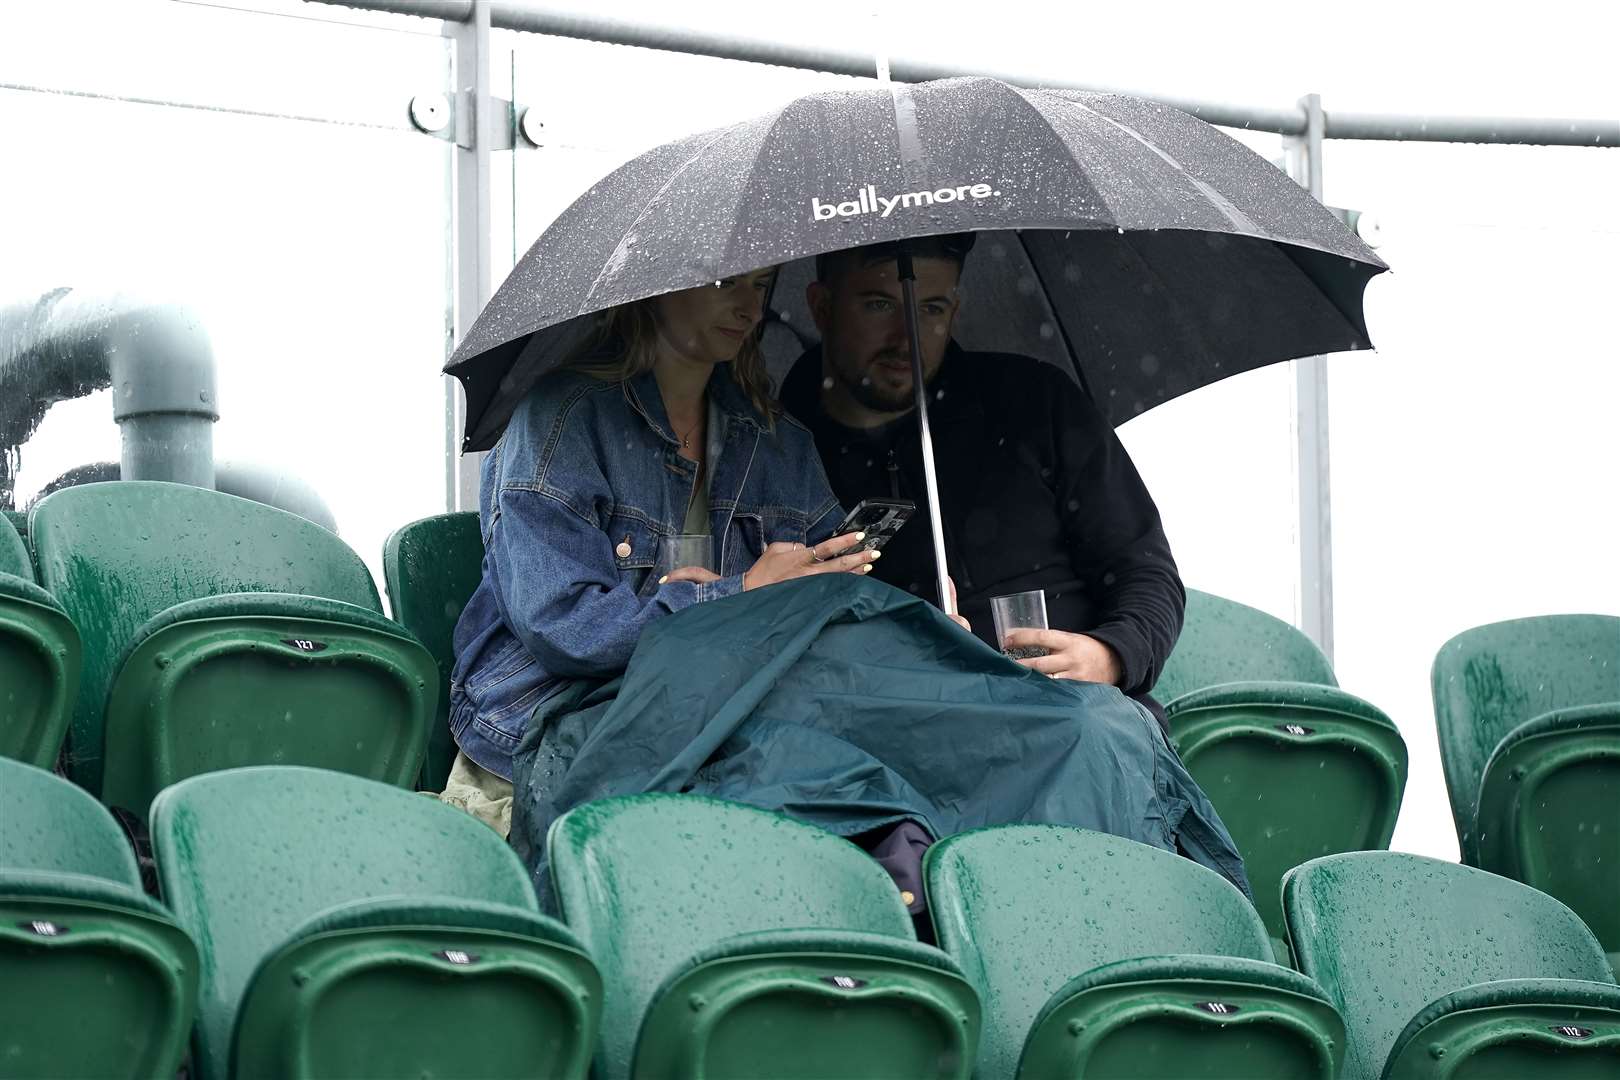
[615, 541, 633, 558]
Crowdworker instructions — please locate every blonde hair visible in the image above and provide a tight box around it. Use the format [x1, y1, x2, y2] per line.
[563, 291, 778, 426]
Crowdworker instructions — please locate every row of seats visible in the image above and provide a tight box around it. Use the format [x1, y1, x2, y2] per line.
[3, 758, 1617, 1079]
[3, 485, 1617, 969]
[1157, 595, 1619, 974]
[380, 512, 1620, 976]
[1, 482, 440, 817]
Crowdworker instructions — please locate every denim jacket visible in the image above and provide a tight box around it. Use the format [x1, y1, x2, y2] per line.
[448, 363, 845, 780]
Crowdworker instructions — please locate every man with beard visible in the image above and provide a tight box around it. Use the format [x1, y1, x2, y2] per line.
[780, 233, 1186, 728]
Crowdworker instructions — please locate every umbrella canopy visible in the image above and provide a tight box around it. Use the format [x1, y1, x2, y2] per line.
[445, 75, 1385, 451]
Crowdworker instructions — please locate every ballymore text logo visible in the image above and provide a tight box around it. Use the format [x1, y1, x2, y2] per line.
[811, 182, 1002, 222]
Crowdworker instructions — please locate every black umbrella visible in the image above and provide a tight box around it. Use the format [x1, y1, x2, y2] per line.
[446, 76, 1386, 607]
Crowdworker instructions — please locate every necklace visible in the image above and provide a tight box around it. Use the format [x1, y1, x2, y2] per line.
[673, 402, 704, 450]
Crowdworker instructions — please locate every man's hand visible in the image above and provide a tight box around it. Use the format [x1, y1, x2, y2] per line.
[945, 576, 972, 633]
[1002, 628, 1123, 685]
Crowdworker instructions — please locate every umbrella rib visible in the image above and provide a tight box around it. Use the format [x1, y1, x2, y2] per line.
[1009, 229, 1097, 404]
[580, 126, 743, 311]
[716, 99, 808, 271]
[1051, 92, 1261, 235]
[992, 84, 1126, 226]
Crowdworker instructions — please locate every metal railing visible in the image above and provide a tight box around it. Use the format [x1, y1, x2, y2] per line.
[313, 0, 1619, 146]
[307, 0, 1618, 658]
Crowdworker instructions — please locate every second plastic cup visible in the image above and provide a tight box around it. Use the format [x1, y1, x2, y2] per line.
[658, 534, 715, 574]
[991, 589, 1049, 659]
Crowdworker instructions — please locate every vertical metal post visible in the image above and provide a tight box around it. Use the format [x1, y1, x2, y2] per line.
[1285, 93, 1334, 662]
[447, 1, 493, 512]
[895, 251, 954, 615]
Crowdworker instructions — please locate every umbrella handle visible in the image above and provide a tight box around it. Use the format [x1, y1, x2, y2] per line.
[896, 249, 955, 617]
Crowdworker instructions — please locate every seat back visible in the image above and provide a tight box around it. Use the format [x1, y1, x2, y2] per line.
[0, 756, 139, 885]
[1432, 615, 1620, 858]
[1477, 704, 1620, 970]
[1167, 682, 1407, 957]
[1283, 851, 1616, 1079]
[151, 765, 541, 1080]
[382, 511, 484, 791]
[0, 571, 80, 769]
[0, 758, 198, 1078]
[926, 824, 1274, 1079]
[30, 481, 383, 793]
[549, 794, 917, 1078]
[1153, 589, 1338, 704]
[234, 898, 600, 1080]
[2, 509, 28, 559]
[1, 512, 32, 579]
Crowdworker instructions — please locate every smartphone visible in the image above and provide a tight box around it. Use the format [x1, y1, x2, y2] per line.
[817, 498, 916, 560]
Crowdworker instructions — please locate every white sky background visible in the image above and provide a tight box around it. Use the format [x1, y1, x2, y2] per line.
[4, 0, 1617, 860]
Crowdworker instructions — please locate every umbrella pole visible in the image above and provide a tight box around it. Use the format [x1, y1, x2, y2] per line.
[896, 248, 954, 616]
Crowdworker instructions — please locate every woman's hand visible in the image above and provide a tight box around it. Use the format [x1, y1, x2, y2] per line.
[661, 566, 722, 585]
[743, 532, 878, 591]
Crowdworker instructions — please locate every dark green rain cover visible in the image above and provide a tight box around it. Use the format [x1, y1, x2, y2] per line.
[512, 575, 1248, 902]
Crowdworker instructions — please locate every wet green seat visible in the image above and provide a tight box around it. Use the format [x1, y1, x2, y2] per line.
[383, 511, 484, 792]
[548, 794, 981, 1080]
[1475, 704, 1620, 975]
[926, 824, 1345, 1079]
[29, 481, 435, 814]
[151, 766, 600, 1080]
[1152, 589, 1339, 703]
[1284, 851, 1620, 1079]
[2, 508, 28, 551]
[1152, 589, 1408, 960]
[1, 518, 80, 768]
[1432, 616, 1620, 971]
[0, 756, 198, 1078]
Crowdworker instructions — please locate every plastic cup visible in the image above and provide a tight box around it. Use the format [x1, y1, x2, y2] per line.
[991, 589, 1049, 659]
[658, 533, 714, 574]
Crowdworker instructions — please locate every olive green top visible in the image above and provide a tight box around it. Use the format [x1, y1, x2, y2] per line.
[680, 398, 722, 535]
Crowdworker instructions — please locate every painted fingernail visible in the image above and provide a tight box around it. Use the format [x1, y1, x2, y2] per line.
[854, 532, 866, 541]
[658, 575, 668, 584]
[869, 549, 882, 560]
[859, 564, 873, 574]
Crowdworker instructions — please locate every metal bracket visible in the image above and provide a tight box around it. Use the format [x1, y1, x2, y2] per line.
[518, 106, 544, 147]
[408, 92, 452, 137]
[408, 92, 524, 150]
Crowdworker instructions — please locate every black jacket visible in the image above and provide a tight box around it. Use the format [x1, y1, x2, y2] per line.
[781, 343, 1185, 722]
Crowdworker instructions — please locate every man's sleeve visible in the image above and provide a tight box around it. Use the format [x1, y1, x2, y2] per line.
[485, 423, 743, 680]
[1050, 371, 1186, 696]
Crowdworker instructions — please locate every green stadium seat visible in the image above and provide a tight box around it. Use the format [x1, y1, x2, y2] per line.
[2, 508, 28, 550]
[1474, 704, 1619, 976]
[383, 511, 483, 792]
[1151, 589, 1408, 960]
[29, 481, 436, 814]
[1152, 589, 1339, 704]
[0, 518, 79, 768]
[1284, 851, 1620, 1079]
[151, 765, 600, 1080]
[548, 794, 981, 1080]
[1432, 615, 1620, 971]
[926, 824, 1345, 1079]
[0, 756, 198, 1078]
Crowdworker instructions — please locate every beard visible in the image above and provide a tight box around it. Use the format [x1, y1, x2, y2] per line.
[837, 350, 918, 414]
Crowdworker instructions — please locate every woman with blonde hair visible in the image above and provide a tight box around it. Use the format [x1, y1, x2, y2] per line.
[443, 268, 877, 832]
